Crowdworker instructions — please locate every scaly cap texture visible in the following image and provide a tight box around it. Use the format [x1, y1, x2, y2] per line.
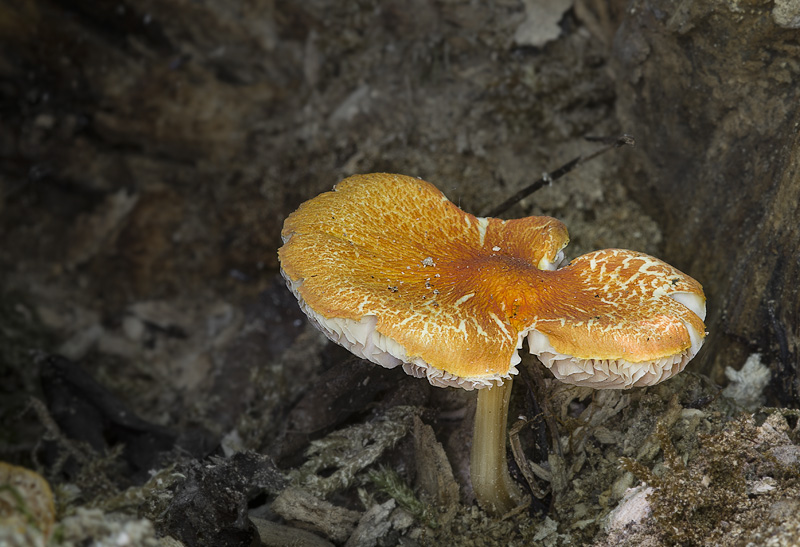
[279, 173, 569, 388]
[279, 173, 706, 390]
[525, 249, 706, 388]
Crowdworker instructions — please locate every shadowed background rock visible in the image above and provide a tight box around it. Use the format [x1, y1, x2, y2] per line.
[613, 0, 800, 405]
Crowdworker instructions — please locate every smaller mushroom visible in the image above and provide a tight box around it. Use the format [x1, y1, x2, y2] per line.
[278, 173, 706, 514]
[0, 461, 56, 542]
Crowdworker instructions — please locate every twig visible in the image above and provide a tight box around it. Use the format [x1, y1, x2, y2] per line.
[484, 134, 636, 217]
[509, 419, 550, 500]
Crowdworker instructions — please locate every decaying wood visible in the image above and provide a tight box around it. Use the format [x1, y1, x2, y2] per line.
[614, 0, 800, 404]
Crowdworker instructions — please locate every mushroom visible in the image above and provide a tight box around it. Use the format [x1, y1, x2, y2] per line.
[278, 173, 706, 514]
[0, 461, 56, 541]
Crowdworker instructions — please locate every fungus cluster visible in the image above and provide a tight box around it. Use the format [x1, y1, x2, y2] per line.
[278, 173, 707, 514]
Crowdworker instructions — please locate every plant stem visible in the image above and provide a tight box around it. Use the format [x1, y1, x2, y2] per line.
[470, 378, 522, 514]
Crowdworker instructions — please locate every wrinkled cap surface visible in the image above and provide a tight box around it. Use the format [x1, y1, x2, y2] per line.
[525, 248, 706, 388]
[279, 173, 569, 388]
[278, 173, 706, 390]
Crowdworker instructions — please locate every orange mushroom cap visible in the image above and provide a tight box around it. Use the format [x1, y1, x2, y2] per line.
[278, 173, 706, 390]
[525, 249, 706, 388]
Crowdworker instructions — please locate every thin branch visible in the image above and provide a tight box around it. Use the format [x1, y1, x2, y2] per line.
[483, 134, 636, 218]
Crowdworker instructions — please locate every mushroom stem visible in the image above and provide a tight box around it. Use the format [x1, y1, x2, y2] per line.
[470, 378, 522, 514]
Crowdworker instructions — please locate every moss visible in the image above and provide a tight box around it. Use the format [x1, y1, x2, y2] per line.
[99, 465, 183, 519]
[621, 417, 756, 546]
[290, 405, 419, 498]
[60, 444, 125, 511]
[369, 466, 437, 529]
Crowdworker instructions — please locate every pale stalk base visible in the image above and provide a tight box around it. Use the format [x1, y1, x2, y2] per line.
[470, 378, 522, 514]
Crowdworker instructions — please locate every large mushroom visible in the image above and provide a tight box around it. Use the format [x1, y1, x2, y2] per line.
[278, 173, 706, 514]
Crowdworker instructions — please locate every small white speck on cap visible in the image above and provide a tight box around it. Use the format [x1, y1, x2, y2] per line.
[492, 246, 501, 252]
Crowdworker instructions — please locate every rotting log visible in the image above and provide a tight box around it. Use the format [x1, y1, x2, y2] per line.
[613, 1, 800, 405]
